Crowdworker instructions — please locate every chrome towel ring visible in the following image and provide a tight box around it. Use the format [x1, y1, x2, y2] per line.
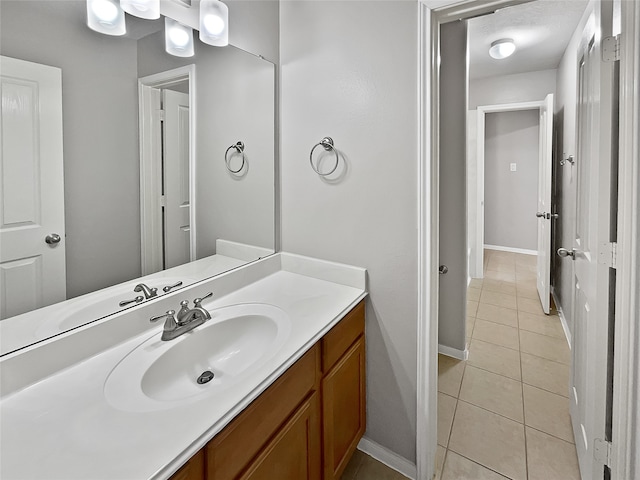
[309, 137, 339, 176]
[225, 141, 245, 173]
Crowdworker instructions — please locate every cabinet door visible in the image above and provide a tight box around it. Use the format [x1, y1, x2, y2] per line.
[169, 450, 205, 480]
[322, 337, 366, 480]
[240, 392, 321, 480]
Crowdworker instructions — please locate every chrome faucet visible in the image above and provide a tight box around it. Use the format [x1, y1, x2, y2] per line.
[134, 283, 158, 300]
[150, 292, 213, 341]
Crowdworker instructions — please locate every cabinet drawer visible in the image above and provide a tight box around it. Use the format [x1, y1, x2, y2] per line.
[206, 344, 320, 480]
[169, 450, 205, 480]
[239, 391, 322, 480]
[322, 301, 365, 373]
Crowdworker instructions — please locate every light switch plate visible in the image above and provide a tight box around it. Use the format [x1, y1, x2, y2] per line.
[510, 163, 517, 172]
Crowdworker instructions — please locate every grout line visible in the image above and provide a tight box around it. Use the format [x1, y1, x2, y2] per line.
[456, 399, 525, 426]
[524, 424, 576, 446]
[444, 450, 514, 480]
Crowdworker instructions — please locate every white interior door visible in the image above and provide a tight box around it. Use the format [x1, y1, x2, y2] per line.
[536, 93, 553, 314]
[569, 4, 616, 478]
[0, 56, 66, 319]
[162, 89, 190, 269]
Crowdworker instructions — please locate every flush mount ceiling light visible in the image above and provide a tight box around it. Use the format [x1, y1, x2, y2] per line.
[165, 17, 194, 57]
[87, 0, 126, 35]
[120, 0, 160, 20]
[489, 38, 516, 59]
[199, 0, 229, 47]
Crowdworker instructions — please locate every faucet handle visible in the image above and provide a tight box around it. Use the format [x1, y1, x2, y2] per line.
[193, 292, 214, 308]
[150, 309, 176, 323]
[149, 287, 158, 297]
[162, 281, 183, 293]
[119, 295, 144, 307]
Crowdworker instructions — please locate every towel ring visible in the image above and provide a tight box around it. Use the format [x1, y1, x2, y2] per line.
[225, 141, 245, 173]
[309, 137, 339, 176]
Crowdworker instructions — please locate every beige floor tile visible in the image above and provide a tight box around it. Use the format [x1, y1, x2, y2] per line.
[469, 278, 483, 289]
[515, 254, 537, 267]
[520, 330, 570, 364]
[473, 320, 520, 350]
[517, 297, 546, 315]
[438, 354, 466, 397]
[438, 393, 457, 447]
[441, 451, 509, 480]
[476, 303, 518, 327]
[466, 316, 476, 338]
[486, 262, 515, 275]
[482, 279, 517, 296]
[515, 276, 537, 289]
[518, 312, 565, 339]
[515, 263, 537, 275]
[459, 366, 524, 422]
[467, 300, 479, 317]
[467, 287, 481, 302]
[449, 401, 527, 480]
[341, 450, 365, 480]
[354, 453, 408, 480]
[526, 427, 581, 480]
[516, 284, 539, 300]
[435, 446, 446, 480]
[521, 352, 570, 397]
[523, 384, 574, 443]
[485, 270, 516, 283]
[480, 291, 517, 310]
[467, 339, 521, 380]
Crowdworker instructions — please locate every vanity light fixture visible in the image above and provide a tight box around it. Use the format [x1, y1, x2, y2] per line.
[489, 38, 516, 59]
[86, 0, 126, 36]
[165, 17, 194, 57]
[199, 0, 229, 47]
[120, 0, 160, 20]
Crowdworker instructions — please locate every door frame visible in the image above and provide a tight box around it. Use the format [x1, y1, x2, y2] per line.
[138, 64, 196, 275]
[417, 1, 639, 479]
[472, 100, 545, 279]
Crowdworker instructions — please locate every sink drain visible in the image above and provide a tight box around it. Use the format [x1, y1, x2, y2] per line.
[197, 370, 215, 384]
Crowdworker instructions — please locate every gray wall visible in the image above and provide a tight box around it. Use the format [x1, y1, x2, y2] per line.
[280, 0, 419, 463]
[469, 69, 557, 109]
[484, 110, 540, 251]
[137, 33, 276, 256]
[438, 21, 468, 353]
[0, 1, 141, 298]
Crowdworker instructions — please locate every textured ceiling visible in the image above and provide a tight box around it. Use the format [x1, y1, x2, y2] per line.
[468, 0, 589, 79]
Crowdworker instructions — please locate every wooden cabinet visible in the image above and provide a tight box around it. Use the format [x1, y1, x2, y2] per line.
[170, 300, 365, 480]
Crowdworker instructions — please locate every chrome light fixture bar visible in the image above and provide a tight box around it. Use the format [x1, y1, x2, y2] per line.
[199, 0, 229, 47]
[165, 17, 194, 57]
[86, 0, 126, 35]
[120, 0, 160, 20]
[489, 38, 516, 59]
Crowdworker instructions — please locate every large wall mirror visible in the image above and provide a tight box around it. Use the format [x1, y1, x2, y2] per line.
[0, 0, 276, 355]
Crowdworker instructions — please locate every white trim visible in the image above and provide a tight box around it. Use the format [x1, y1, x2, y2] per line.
[138, 65, 197, 275]
[357, 437, 416, 480]
[484, 244, 537, 256]
[611, 1, 640, 478]
[438, 344, 469, 360]
[551, 287, 572, 348]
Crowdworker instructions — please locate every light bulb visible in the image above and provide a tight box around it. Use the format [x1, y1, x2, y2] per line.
[203, 14, 225, 35]
[87, 0, 126, 35]
[489, 39, 516, 59]
[165, 17, 194, 57]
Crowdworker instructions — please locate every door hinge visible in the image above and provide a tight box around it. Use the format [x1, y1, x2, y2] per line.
[157, 109, 165, 122]
[160, 195, 166, 207]
[603, 35, 620, 62]
[594, 438, 612, 466]
[599, 242, 618, 268]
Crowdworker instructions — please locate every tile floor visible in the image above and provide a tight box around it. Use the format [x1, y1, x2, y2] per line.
[340, 250, 581, 480]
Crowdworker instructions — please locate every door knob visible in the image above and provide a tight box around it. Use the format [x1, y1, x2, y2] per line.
[439, 265, 449, 275]
[548, 213, 559, 219]
[536, 212, 546, 218]
[45, 233, 61, 245]
[557, 248, 576, 259]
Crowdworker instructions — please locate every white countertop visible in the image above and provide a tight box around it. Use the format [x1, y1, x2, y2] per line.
[0, 253, 366, 480]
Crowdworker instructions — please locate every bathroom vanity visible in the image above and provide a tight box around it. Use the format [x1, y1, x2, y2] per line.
[0, 253, 367, 480]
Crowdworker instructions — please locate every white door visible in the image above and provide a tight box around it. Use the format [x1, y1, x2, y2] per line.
[0, 56, 66, 319]
[567, 3, 616, 478]
[535, 93, 553, 314]
[162, 89, 190, 269]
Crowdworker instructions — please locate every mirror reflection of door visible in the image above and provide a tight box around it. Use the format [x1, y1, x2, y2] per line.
[162, 88, 190, 270]
[0, 56, 66, 319]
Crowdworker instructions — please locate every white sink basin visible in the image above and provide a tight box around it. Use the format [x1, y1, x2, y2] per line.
[104, 303, 291, 412]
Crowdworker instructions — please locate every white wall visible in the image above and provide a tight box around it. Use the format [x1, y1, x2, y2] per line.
[469, 69, 557, 109]
[280, 0, 419, 463]
[484, 110, 540, 251]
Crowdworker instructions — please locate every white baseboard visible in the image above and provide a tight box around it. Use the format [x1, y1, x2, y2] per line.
[484, 244, 537, 256]
[438, 344, 469, 360]
[357, 437, 416, 479]
[551, 287, 571, 349]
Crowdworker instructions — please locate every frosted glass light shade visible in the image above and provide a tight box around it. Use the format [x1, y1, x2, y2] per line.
[165, 18, 194, 57]
[489, 39, 516, 59]
[120, 0, 160, 20]
[199, 0, 229, 47]
[87, 0, 126, 36]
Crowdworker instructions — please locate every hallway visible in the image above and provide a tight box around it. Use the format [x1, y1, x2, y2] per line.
[436, 249, 580, 479]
